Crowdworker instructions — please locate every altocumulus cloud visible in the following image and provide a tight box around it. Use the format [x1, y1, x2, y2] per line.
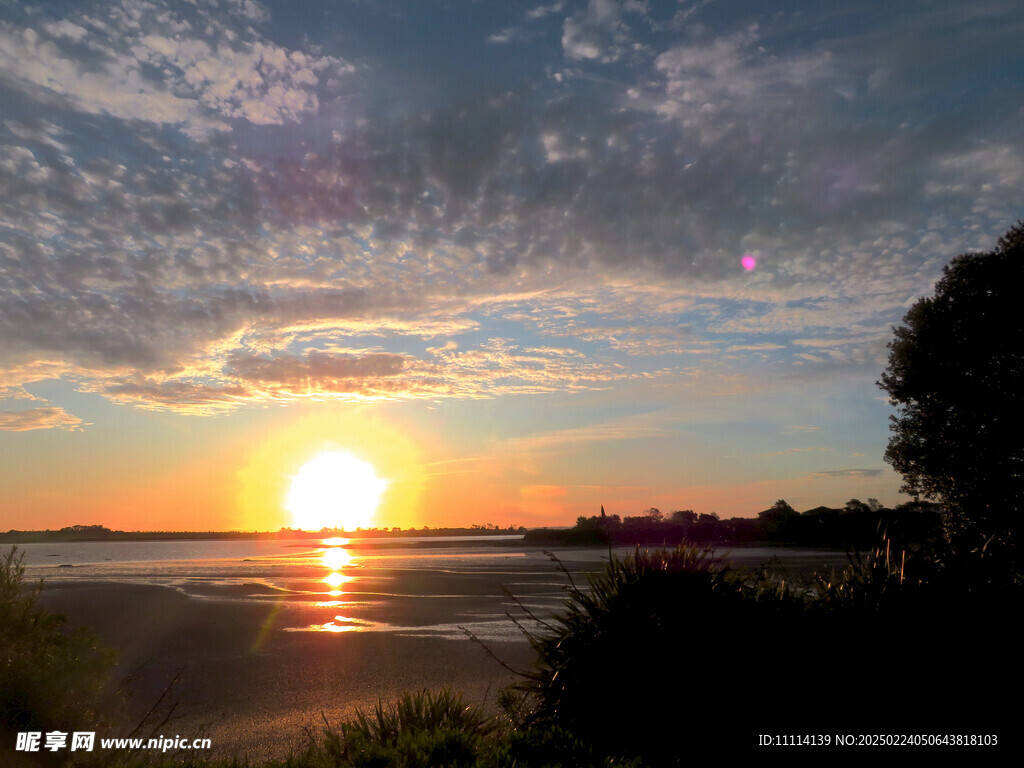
[1, 0, 1023, 425]
[0, 407, 87, 432]
[0, 0, 349, 137]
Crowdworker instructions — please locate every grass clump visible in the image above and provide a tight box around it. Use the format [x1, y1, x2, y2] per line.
[310, 688, 492, 768]
[303, 687, 646, 768]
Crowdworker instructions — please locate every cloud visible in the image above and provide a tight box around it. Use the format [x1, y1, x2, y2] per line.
[502, 413, 673, 455]
[926, 144, 1024, 223]
[0, 360, 77, 400]
[0, 0, 350, 138]
[757, 446, 831, 457]
[807, 469, 884, 479]
[0, 406, 87, 431]
[650, 26, 837, 129]
[226, 350, 407, 384]
[40, 20, 90, 43]
[216, 350, 421, 401]
[488, 28, 522, 45]
[96, 378, 253, 414]
[1, 0, 1022, 424]
[527, 313, 707, 356]
[527, 3, 565, 21]
[489, 2, 566, 45]
[73, 334, 648, 413]
[0, 25, 218, 134]
[521, 484, 568, 497]
[425, 338, 643, 396]
[727, 343, 785, 352]
[561, 0, 631, 62]
[130, 35, 347, 128]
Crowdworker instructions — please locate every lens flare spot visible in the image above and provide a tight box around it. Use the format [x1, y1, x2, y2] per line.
[741, 254, 757, 271]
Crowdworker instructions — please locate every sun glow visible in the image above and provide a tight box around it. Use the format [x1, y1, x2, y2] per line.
[323, 571, 350, 588]
[237, 412, 422, 531]
[287, 451, 387, 531]
[321, 545, 352, 569]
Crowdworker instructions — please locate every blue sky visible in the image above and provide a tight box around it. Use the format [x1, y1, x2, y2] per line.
[1, 0, 1022, 530]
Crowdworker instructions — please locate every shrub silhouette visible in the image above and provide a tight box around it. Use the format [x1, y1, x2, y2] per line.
[311, 688, 492, 768]
[0, 547, 114, 747]
[509, 547, 800, 762]
[507, 544, 1022, 762]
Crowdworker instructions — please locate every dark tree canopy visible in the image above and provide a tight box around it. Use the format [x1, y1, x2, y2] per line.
[878, 222, 1024, 556]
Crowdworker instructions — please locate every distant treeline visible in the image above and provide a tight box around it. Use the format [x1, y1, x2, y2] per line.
[0, 523, 527, 544]
[524, 498, 945, 550]
[3, 500, 945, 550]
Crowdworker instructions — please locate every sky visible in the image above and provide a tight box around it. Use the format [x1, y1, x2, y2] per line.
[1, 0, 1022, 532]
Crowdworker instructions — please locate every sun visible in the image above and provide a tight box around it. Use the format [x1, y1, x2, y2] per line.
[286, 451, 387, 531]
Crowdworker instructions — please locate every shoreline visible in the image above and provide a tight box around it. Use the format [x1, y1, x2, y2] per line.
[36, 580, 535, 759]
[0, 531, 527, 546]
[18, 549, 1024, 761]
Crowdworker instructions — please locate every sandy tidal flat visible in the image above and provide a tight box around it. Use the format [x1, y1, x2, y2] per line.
[36, 578, 537, 759]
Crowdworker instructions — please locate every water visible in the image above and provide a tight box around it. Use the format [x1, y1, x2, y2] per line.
[15, 537, 601, 642]
[14, 538, 849, 642]
[15, 537, 595, 590]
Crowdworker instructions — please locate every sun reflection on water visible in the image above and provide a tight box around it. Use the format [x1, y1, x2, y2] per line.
[323, 571, 351, 589]
[322, 546, 352, 570]
[318, 539, 356, 606]
[317, 615, 360, 633]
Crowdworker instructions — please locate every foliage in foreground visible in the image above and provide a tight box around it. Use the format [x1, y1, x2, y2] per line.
[14, 542, 1024, 767]
[505, 547, 795, 763]
[504, 542, 1022, 764]
[312, 689, 490, 768]
[76, 690, 637, 768]
[286, 689, 641, 768]
[1, 547, 114, 746]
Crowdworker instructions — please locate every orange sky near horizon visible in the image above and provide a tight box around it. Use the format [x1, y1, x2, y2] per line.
[0, 396, 910, 532]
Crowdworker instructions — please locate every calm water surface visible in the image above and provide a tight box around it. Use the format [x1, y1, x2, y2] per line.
[17, 539, 849, 641]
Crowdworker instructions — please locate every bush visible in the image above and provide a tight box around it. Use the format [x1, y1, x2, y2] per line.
[304, 687, 645, 768]
[507, 547, 806, 763]
[311, 688, 493, 768]
[502, 543, 1024, 762]
[0, 546, 114, 743]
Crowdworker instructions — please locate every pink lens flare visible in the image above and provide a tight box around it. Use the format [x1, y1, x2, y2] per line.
[741, 254, 757, 271]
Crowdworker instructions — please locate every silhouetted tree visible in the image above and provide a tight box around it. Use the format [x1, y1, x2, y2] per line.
[669, 509, 697, 524]
[643, 507, 663, 523]
[757, 501, 799, 541]
[844, 498, 870, 516]
[878, 222, 1024, 559]
[761, 500, 796, 519]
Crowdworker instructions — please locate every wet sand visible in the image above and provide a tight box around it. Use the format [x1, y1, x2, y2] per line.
[37, 580, 537, 759]
[28, 545, 854, 759]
